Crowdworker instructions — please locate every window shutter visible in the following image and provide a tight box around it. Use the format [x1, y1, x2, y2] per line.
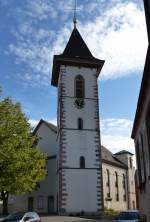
[75, 75, 84, 98]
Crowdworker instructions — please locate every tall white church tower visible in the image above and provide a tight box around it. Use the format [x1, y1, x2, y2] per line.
[51, 26, 105, 214]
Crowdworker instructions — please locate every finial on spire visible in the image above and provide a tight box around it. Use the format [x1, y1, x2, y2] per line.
[73, 0, 77, 28]
[64, 0, 80, 28]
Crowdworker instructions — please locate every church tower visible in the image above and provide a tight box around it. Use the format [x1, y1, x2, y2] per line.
[51, 27, 105, 214]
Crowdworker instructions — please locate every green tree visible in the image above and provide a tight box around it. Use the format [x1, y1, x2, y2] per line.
[0, 97, 46, 215]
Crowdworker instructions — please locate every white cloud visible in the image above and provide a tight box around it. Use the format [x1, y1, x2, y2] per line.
[23, 0, 58, 21]
[48, 118, 57, 126]
[29, 117, 136, 165]
[29, 117, 134, 154]
[100, 118, 135, 158]
[101, 134, 134, 153]
[101, 118, 133, 137]
[80, 2, 148, 80]
[28, 118, 57, 128]
[8, 1, 147, 86]
[101, 133, 136, 167]
[28, 119, 39, 128]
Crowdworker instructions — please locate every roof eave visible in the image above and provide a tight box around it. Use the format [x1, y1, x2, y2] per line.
[102, 159, 127, 169]
[51, 55, 105, 87]
[33, 119, 43, 134]
[33, 119, 57, 134]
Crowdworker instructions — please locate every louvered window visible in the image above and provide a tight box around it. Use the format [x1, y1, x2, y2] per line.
[75, 75, 84, 98]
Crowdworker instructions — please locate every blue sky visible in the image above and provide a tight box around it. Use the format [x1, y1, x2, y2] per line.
[0, 0, 148, 155]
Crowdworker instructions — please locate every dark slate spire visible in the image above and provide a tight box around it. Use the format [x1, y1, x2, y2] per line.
[51, 27, 105, 87]
[62, 28, 93, 59]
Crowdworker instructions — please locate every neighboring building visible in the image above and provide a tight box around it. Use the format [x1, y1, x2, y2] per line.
[8, 120, 136, 214]
[7, 120, 58, 214]
[102, 148, 136, 211]
[131, 0, 150, 221]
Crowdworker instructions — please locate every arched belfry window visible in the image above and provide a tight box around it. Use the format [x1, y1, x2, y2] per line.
[78, 118, 83, 130]
[80, 156, 85, 168]
[75, 75, 84, 98]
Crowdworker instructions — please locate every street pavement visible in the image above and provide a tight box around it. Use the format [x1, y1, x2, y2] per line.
[41, 216, 114, 222]
[0, 215, 114, 222]
[41, 216, 92, 222]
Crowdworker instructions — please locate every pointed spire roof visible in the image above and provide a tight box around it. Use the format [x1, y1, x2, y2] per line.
[51, 28, 105, 87]
[62, 28, 93, 59]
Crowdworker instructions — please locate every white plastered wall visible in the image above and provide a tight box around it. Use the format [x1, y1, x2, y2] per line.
[8, 122, 57, 213]
[57, 65, 103, 213]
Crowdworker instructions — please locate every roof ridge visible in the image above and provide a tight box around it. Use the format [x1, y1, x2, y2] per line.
[42, 119, 57, 133]
[34, 119, 57, 134]
[113, 155, 128, 167]
[42, 119, 56, 127]
[101, 145, 128, 168]
[114, 150, 134, 156]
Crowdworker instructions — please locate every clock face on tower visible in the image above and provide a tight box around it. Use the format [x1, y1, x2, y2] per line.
[74, 98, 84, 109]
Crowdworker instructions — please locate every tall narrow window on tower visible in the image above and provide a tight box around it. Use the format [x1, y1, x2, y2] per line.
[80, 156, 85, 168]
[75, 75, 84, 98]
[78, 118, 83, 130]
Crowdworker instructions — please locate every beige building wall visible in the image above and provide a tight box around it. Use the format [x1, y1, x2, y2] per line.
[102, 163, 128, 211]
[114, 152, 136, 210]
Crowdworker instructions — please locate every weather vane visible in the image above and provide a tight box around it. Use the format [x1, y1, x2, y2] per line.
[73, 0, 77, 28]
[64, 0, 80, 28]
